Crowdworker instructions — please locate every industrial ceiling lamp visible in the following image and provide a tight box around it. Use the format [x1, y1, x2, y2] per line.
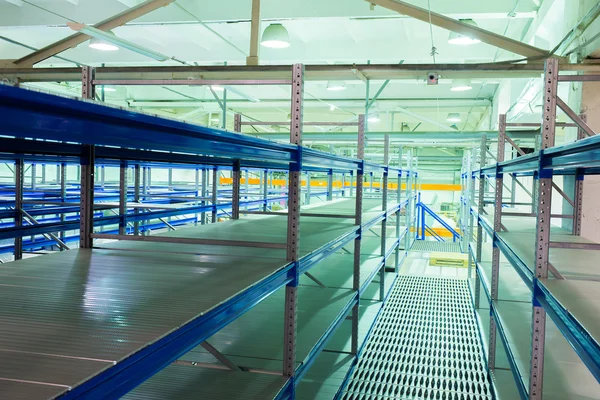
[368, 110, 380, 123]
[260, 23, 291, 48]
[326, 81, 346, 91]
[447, 113, 461, 123]
[89, 33, 119, 51]
[448, 19, 481, 45]
[211, 85, 225, 92]
[451, 79, 473, 92]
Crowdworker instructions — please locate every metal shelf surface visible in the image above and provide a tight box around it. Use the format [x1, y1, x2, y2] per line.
[0, 198, 402, 399]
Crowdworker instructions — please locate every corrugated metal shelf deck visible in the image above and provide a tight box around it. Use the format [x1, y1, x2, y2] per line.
[468, 215, 600, 399]
[0, 198, 405, 399]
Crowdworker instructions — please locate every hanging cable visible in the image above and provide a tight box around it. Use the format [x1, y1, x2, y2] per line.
[425, 0, 442, 125]
[426, 0, 438, 63]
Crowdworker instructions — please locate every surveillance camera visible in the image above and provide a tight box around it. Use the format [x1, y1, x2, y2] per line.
[427, 72, 439, 85]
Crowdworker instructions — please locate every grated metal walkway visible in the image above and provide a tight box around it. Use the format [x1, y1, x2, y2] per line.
[342, 276, 491, 400]
[411, 240, 462, 254]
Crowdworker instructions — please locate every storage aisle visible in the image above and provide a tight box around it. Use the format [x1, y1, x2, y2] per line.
[340, 273, 492, 399]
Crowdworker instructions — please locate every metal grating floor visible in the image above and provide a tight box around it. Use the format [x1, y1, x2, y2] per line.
[342, 276, 491, 400]
[411, 240, 462, 254]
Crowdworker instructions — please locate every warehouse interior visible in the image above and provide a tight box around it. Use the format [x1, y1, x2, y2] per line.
[0, 0, 600, 399]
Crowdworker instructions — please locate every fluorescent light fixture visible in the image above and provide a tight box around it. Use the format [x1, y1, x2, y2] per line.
[451, 79, 473, 92]
[330, 105, 336, 111]
[448, 19, 481, 45]
[67, 22, 169, 61]
[211, 85, 225, 92]
[447, 112, 461, 123]
[89, 36, 119, 51]
[368, 111, 380, 123]
[260, 24, 290, 48]
[100, 86, 117, 92]
[326, 81, 346, 91]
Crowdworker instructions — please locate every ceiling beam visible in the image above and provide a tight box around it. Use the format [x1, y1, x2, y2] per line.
[11, 0, 175, 67]
[367, 0, 551, 59]
[4, 0, 23, 6]
[3, 62, 600, 82]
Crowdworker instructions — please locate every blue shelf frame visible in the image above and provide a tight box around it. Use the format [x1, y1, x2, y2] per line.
[0, 75, 416, 400]
[463, 59, 600, 397]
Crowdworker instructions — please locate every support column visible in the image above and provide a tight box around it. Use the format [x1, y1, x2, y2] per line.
[80, 66, 95, 249]
[14, 159, 23, 260]
[341, 173, 346, 197]
[133, 164, 140, 235]
[59, 163, 66, 246]
[263, 169, 268, 212]
[212, 167, 218, 223]
[119, 161, 128, 235]
[572, 116, 586, 235]
[195, 168, 200, 226]
[244, 169, 249, 211]
[379, 134, 390, 300]
[168, 168, 173, 191]
[327, 169, 333, 201]
[394, 144, 403, 271]
[488, 115, 506, 370]
[351, 114, 365, 355]
[232, 160, 241, 220]
[201, 168, 208, 225]
[474, 135, 487, 309]
[305, 172, 311, 205]
[283, 63, 304, 381]
[80, 146, 95, 248]
[529, 58, 559, 400]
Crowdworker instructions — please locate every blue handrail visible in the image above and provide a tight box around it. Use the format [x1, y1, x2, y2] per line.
[415, 194, 461, 242]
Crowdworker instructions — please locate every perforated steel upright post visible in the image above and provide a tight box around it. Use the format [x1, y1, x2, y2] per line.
[351, 114, 365, 355]
[394, 144, 402, 271]
[405, 150, 413, 251]
[474, 135, 487, 308]
[488, 115, 506, 370]
[59, 163, 66, 246]
[327, 169, 333, 201]
[380, 134, 390, 300]
[232, 161, 241, 220]
[283, 64, 304, 380]
[14, 159, 23, 260]
[133, 164, 140, 235]
[573, 114, 586, 235]
[263, 169, 268, 212]
[119, 161, 128, 235]
[201, 168, 208, 224]
[529, 58, 559, 400]
[212, 167, 218, 223]
[467, 151, 476, 278]
[306, 172, 311, 204]
[232, 114, 243, 220]
[80, 66, 95, 248]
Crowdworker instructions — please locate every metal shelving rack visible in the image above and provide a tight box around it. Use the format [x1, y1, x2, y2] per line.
[0, 63, 415, 399]
[464, 58, 600, 399]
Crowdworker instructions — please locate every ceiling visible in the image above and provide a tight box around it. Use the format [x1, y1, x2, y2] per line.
[0, 0, 598, 156]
